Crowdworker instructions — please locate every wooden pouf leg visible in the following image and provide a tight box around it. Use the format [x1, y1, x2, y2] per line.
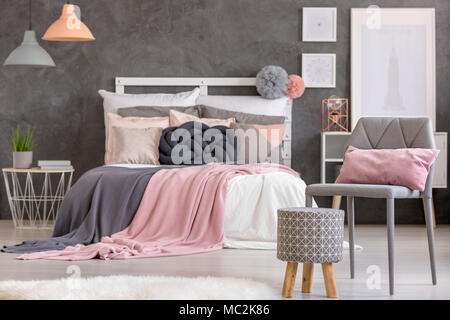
[332, 196, 342, 210]
[282, 262, 298, 298]
[321, 263, 338, 298]
[301, 263, 314, 293]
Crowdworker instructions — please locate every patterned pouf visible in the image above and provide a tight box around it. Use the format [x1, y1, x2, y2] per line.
[277, 207, 344, 263]
[277, 207, 345, 298]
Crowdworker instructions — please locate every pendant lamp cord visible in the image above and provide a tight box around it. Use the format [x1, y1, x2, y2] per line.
[28, 0, 71, 31]
[28, 0, 32, 30]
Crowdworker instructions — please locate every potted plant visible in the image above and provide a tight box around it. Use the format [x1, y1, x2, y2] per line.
[8, 125, 37, 169]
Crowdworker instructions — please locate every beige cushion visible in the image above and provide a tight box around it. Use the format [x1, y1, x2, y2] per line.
[169, 109, 235, 127]
[109, 127, 163, 165]
[105, 113, 169, 164]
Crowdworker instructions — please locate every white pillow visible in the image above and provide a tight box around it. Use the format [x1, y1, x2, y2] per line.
[99, 88, 200, 129]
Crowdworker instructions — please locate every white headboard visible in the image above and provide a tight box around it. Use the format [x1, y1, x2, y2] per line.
[115, 77, 292, 167]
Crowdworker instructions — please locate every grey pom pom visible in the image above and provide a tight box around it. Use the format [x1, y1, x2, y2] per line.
[256, 66, 289, 99]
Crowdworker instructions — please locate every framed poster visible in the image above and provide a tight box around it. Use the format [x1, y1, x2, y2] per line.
[351, 8, 436, 130]
[303, 7, 337, 42]
[302, 53, 336, 88]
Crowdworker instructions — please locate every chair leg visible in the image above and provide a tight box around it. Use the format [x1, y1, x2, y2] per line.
[282, 262, 298, 298]
[306, 194, 313, 207]
[301, 263, 314, 293]
[422, 198, 437, 229]
[347, 196, 355, 279]
[386, 198, 395, 296]
[423, 197, 437, 285]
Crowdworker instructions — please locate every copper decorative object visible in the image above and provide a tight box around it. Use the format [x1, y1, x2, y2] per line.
[322, 98, 349, 132]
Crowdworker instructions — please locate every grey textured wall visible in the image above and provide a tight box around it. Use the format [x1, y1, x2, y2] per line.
[0, 0, 449, 223]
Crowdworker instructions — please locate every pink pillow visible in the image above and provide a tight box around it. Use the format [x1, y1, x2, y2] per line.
[231, 123, 286, 163]
[251, 124, 286, 147]
[336, 146, 440, 191]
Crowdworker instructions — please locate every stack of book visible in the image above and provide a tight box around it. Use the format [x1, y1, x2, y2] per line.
[38, 160, 73, 170]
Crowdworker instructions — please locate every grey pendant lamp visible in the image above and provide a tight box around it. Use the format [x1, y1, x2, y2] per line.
[3, 0, 56, 67]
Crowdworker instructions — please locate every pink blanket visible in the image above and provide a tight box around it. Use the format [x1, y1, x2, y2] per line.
[18, 163, 299, 261]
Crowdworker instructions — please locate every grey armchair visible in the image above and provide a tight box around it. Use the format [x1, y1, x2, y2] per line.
[305, 117, 437, 295]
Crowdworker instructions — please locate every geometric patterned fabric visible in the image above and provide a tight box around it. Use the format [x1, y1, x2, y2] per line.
[277, 207, 344, 263]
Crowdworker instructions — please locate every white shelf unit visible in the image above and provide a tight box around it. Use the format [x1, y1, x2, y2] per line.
[321, 132, 448, 189]
[320, 132, 351, 184]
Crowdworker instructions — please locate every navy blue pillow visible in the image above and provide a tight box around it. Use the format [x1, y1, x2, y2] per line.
[159, 121, 237, 165]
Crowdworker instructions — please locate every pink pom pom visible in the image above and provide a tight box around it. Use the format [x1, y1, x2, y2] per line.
[286, 75, 305, 99]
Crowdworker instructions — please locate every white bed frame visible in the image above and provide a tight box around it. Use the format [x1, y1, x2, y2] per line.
[115, 77, 293, 167]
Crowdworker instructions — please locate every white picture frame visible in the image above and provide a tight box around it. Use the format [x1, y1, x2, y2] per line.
[302, 7, 337, 42]
[351, 8, 436, 130]
[302, 53, 336, 88]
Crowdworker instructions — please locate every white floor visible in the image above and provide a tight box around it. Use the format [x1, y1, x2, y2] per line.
[0, 220, 449, 300]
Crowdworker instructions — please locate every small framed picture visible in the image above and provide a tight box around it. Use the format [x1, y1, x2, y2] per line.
[302, 53, 336, 88]
[302, 7, 337, 42]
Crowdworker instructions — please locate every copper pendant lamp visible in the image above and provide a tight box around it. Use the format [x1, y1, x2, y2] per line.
[42, 1, 95, 42]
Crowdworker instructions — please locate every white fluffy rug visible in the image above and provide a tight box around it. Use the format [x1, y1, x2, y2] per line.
[0, 275, 279, 300]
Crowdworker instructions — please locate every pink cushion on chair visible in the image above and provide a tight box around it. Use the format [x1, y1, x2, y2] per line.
[336, 146, 440, 191]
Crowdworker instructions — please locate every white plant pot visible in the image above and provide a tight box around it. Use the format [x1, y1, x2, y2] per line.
[13, 152, 33, 169]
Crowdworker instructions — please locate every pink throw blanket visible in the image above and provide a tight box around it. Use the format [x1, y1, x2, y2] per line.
[18, 163, 299, 261]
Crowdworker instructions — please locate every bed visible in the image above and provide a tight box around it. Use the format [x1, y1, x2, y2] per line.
[114, 77, 293, 167]
[114, 77, 301, 249]
[3, 78, 310, 260]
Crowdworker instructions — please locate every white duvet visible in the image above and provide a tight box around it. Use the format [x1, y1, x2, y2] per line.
[225, 171, 360, 250]
[224, 172, 307, 249]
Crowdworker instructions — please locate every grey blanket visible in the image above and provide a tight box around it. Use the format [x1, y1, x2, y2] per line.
[2, 166, 171, 254]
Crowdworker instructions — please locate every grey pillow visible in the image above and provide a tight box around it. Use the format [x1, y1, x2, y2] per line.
[118, 106, 200, 118]
[199, 105, 286, 125]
